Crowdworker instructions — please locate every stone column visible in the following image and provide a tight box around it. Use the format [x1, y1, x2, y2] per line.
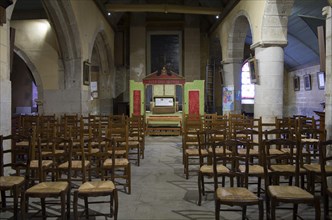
[323, 6, 332, 139]
[0, 23, 11, 137]
[221, 59, 242, 114]
[252, 45, 284, 123]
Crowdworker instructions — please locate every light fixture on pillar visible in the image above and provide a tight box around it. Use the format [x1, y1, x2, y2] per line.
[0, 0, 13, 26]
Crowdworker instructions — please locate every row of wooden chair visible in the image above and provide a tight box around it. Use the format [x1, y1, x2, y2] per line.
[1, 114, 146, 219]
[196, 128, 328, 220]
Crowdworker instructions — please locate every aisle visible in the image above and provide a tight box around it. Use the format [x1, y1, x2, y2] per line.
[117, 135, 215, 220]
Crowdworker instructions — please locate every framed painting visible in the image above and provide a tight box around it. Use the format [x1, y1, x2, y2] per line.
[248, 57, 259, 84]
[293, 76, 300, 91]
[304, 74, 311, 91]
[317, 71, 325, 90]
[83, 60, 90, 86]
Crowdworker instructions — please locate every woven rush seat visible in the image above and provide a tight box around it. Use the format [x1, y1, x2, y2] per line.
[185, 148, 208, 155]
[104, 158, 129, 166]
[41, 149, 65, 156]
[208, 147, 231, 155]
[303, 163, 332, 173]
[108, 149, 126, 156]
[200, 164, 229, 174]
[29, 159, 53, 168]
[238, 148, 259, 155]
[58, 160, 90, 169]
[239, 164, 264, 174]
[77, 181, 115, 194]
[26, 181, 68, 194]
[269, 148, 286, 155]
[270, 164, 306, 173]
[301, 138, 319, 143]
[280, 148, 309, 154]
[216, 187, 259, 202]
[0, 176, 25, 187]
[268, 185, 314, 199]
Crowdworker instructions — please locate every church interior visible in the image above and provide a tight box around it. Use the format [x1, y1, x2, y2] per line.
[1, 0, 332, 219]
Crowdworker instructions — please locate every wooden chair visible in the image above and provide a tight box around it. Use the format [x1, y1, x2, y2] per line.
[297, 127, 326, 193]
[23, 137, 72, 220]
[105, 121, 131, 194]
[128, 115, 143, 166]
[73, 137, 118, 219]
[0, 134, 30, 220]
[182, 114, 205, 179]
[319, 140, 332, 219]
[262, 138, 320, 220]
[211, 139, 263, 220]
[57, 132, 91, 187]
[235, 127, 264, 197]
[196, 129, 229, 206]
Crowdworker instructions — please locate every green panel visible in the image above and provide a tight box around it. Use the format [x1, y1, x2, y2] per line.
[129, 80, 145, 116]
[184, 80, 205, 115]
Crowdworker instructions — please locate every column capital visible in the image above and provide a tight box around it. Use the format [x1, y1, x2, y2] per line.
[221, 58, 243, 65]
[250, 40, 288, 50]
[323, 6, 332, 19]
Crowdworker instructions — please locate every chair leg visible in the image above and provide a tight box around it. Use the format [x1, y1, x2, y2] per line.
[41, 198, 46, 219]
[242, 205, 247, 220]
[292, 203, 298, 220]
[314, 196, 321, 220]
[128, 164, 131, 194]
[73, 191, 79, 220]
[13, 185, 19, 220]
[271, 199, 276, 220]
[61, 192, 66, 220]
[259, 199, 264, 220]
[324, 194, 329, 219]
[215, 199, 220, 220]
[1, 190, 6, 208]
[257, 177, 261, 197]
[114, 189, 118, 220]
[21, 192, 26, 220]
[197, 173, 202, 206]
[84, 196, 89, 217]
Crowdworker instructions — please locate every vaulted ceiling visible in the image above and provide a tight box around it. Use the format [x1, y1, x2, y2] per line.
[12, 0, 329, 71]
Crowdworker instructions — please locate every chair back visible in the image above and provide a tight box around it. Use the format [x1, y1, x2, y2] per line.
[211, 139, 251, 190]
[262, 138, 299, 186]
[0, 134, 31, 177]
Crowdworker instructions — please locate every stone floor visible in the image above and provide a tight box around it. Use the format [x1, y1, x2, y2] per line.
[0, 135, 325, 219]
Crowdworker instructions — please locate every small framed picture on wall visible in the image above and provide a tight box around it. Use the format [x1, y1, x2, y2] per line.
[317, 71, 325, 90]
[304, 74, 311, 91]
[293, 76, 300, 91]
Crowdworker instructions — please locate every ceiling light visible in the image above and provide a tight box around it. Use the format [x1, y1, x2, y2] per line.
[216, 15, 219, 19]
[108, 12, 111, 16]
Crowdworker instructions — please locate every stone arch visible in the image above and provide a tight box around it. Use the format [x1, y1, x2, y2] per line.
[42, 0, 82, 89]
[90, 30, 115, 114]
[13, 47, 45, 113]
[227, 11, 252, 61]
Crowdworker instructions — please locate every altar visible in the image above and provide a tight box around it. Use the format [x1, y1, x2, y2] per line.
[129, 67, 204, 135]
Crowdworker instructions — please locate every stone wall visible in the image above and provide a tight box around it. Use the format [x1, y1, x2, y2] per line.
[284, 65, 325, 118]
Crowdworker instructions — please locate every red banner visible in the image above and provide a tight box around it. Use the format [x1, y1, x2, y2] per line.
[133, 90, 141, 115]
[189, 91, 199, 115]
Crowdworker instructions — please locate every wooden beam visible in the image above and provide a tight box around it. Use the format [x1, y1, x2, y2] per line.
[317, 25, 326, 72]
[106, 4, 222, 16]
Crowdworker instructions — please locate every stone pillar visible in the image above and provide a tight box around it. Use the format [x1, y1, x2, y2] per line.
[323, 6, 332, 139]
[252, 45, 284, 123]
[0, 22, 11, 137]
[221, 59, 242, 114]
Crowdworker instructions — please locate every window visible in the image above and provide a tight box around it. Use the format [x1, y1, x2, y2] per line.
[241, 62, 255, 104]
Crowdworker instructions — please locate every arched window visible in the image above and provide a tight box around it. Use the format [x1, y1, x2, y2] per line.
[241, 62, 255, 104]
